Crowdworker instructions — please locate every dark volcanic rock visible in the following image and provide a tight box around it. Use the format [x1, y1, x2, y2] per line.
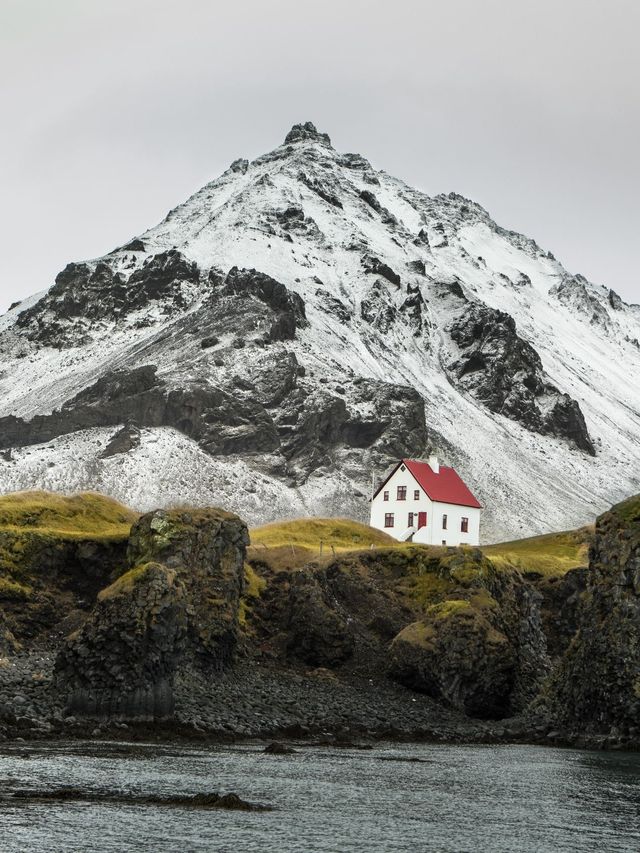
[445, 299, 595, 454]
[12, 787, 270, 811]
[360, 282, 396, 333]
[284, 570, 355, 667]
[362, 255, 401, 286]
[389, 607, 516, 719]
[16, 251, 200, 346]
[387, 551, 549, 718]
[315, 288, 352, 324]
[298, 170, 343, 209]
[264, 741, 297, 755]
[55, 508, 248, 719]
[100, 423, 142, 458]
[0, 365, 279, 456]
[546, 496, 640, 732]
[127, 509, 249, 665]
[224, 267, 307, 341]
[284, 122, 332, 147]
[56, 562, 188, 719]
[535, 566, 589, 659]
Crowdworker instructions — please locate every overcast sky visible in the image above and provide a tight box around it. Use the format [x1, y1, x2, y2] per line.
[1, 0, 638, 313]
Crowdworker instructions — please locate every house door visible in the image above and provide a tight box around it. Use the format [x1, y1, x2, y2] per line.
[418, 512, 427, 529]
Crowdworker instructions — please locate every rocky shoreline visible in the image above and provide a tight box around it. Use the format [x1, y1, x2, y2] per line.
[1, 651, 635, 753]
[2, 491, 640, 753]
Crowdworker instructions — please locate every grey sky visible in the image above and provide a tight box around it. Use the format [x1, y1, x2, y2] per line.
[1, 0, 638, 313]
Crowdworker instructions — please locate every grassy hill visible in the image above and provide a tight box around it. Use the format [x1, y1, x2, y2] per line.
[0, 491, 591, 580]
[249, 516, 593, 577]
[0, 491, 139, 539]
[482, 527, 592, 576]
[248, 517, 399, 571]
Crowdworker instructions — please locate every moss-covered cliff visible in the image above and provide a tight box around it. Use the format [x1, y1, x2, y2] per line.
[545, 495, 640, 733]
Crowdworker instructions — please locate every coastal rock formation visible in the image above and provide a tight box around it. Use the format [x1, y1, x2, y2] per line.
[55, 507, 248, 719]
[56, 563, 187, 719]
[546, 496, 640, 731]
[387, 551, 549, 718]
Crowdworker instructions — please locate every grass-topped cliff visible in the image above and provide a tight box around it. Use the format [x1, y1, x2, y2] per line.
[0, 491, 139, 643]
[0, 491, 138, 538]
[482, 527, 592, 576]
[0, 490, 598, 724]
[248, 516, 591, 577]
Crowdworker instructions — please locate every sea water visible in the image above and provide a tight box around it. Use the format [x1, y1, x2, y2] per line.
[1, 740, 639, 852]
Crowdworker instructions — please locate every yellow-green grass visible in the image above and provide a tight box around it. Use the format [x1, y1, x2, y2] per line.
[0, 491, 139, 540]
[250, 517, 397, 553]
[482, 526, 593, 577]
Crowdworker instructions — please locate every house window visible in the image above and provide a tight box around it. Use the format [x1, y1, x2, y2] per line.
[383, 490, 389, 501]
[461, 517, 469, 533]
[397, 486, 407, 501]
[384, 513, 394, 528]
[414, 490, 420, 500]
[408, 512, 414, 527]
[442, 540, 447, 546]
[442, 514, 448, 530]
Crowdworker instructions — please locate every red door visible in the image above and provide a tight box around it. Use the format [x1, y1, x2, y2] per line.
[418, 512, 427, 529]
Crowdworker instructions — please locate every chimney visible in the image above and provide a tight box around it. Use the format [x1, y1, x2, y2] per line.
[428, 455, 440, 474]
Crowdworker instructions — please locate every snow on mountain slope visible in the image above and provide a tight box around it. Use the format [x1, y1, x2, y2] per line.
[0, 121, 638, 542]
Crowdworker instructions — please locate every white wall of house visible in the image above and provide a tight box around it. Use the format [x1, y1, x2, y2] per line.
[369, 463, 481, 546]
[413, 500, 481, 547]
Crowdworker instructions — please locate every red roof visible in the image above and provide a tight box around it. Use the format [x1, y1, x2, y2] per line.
[374, 458, 482, 508]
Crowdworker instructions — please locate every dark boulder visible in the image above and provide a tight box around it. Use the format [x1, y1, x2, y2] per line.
[388, 551, 549, 718]
[389, 604, 516, 718]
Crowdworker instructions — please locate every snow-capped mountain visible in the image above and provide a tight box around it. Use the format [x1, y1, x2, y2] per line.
[1, 122, 639, 542]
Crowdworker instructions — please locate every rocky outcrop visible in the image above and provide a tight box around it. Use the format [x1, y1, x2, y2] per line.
[387, 551, 549, 718]
[55, 507, 248, 720]
[16, 251, 200, 346]
[284, 121, 332, 147]
[259, 568, 355, 667]
[389, 605, 516, 718]
[100, 422, 141, 458]
[534, 566, 589, 658]
[0, 366, 279, 456]
[546, 496, 640, 732]
[550, 274, 610, 327]
[56, 563, 187, 719]
[127, 509, 248, 663]
[444, 296, 595, 454]
[223, 267, 307, 341]
[275, 378, 431, 482]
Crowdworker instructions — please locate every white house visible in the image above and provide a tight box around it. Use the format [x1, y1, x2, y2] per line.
[369, 456, 482, 546]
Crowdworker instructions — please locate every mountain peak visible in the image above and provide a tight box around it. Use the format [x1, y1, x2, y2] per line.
[284, 122, 332, 147]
